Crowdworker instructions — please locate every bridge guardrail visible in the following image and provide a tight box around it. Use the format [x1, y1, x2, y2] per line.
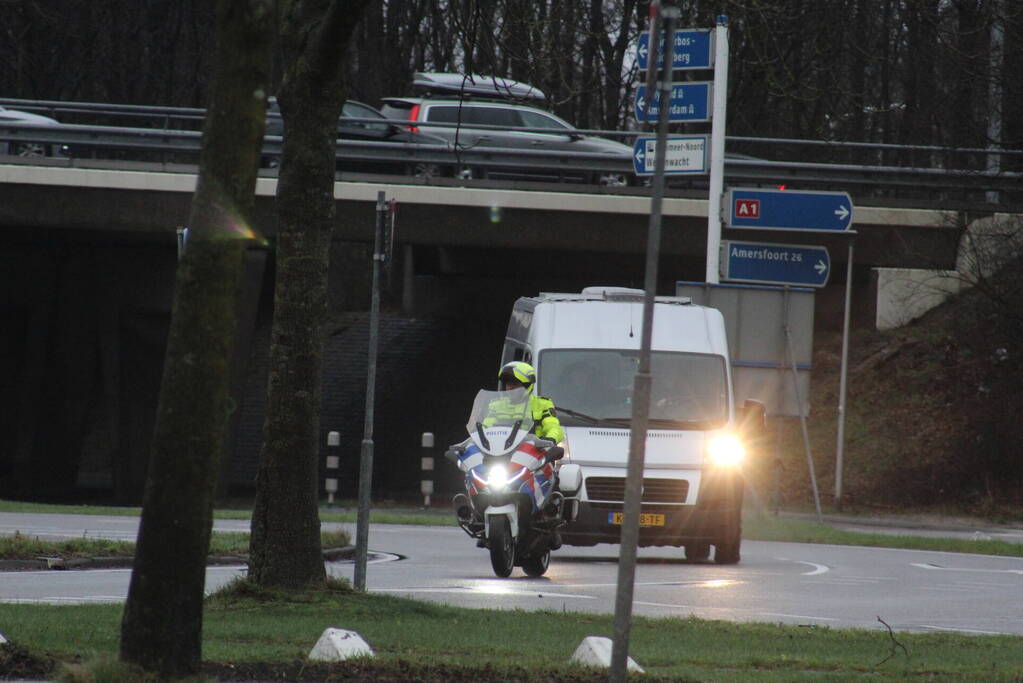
[1, 97, 1021, 207]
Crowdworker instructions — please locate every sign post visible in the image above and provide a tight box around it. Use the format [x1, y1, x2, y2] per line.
[611, 4, 675, 679]
[704, 15, 729, 283]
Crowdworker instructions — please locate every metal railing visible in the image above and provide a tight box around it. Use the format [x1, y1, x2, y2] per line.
[2, 97, 1021, 208]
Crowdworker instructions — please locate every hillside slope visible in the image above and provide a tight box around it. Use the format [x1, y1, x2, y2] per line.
[757, 269, 1023, 520]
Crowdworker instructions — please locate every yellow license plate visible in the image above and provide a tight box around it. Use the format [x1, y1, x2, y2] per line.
[609, 512, 665, 527]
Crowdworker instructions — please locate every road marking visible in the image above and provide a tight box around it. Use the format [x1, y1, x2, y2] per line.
[1, 596, 123, 604]
[370, 587, 597, 600]
[918, 624, 1011, 635]
[774, 558, 829, 575]
[913, 562, 1023, 575]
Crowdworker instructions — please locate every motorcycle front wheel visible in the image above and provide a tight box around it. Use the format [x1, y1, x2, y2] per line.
[488, 516, 516, 577]
[520, 548, 550, 577]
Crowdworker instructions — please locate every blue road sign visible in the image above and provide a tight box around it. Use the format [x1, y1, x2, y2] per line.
[632, 135, 708, 176]
[637, 29, 714, 71]
[634, 82, 712, 123]
[722, 241, 831, 288]
[725, 188, 853, 231]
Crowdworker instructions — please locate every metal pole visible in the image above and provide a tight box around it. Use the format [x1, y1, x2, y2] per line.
[705, 15, 729, 283]
[354, 191, 386, 591]
[834, 238, 855, 511]
[783, 288, 822, 523]
[610, 3, 673, 680]
[986, 0, 1004, 205]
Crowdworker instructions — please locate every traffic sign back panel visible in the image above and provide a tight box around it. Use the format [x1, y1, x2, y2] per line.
[725, 188, 853, 231]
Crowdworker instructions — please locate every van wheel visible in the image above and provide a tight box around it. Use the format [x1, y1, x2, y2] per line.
[684, 542, 710, 561]
[714, 517, 742, 564]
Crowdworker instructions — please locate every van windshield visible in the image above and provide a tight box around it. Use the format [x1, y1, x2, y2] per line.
[538, 349, 728, 429]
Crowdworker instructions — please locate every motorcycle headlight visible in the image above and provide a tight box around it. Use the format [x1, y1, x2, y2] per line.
[707, 434, 745, 467]
[487, 464, 509, 490]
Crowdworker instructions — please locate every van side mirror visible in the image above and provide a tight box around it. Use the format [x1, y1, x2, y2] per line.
[544, 446, 565, 464]
[444, 447, 464, 464]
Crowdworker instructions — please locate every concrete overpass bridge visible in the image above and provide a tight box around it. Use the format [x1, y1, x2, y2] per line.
[0, 160, 1008, 504]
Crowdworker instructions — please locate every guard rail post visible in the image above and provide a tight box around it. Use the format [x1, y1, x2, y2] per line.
[420, 432, 434, 507]
[325, 431, 340, 506]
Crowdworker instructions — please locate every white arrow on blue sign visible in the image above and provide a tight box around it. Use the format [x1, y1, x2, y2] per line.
[721, 240, 831, 288]
[637, 29, 714, 71]
[632, 135, 708, 176]
[634, 82, 712, 123]
[725, 188, 854, 231]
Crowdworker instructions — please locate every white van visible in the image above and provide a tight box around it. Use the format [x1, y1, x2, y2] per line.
[500, 286, 762, 564]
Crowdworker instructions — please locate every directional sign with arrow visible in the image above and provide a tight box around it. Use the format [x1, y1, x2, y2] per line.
[637, 29, 714, 71]
[633, 135, 708, 176]
[721, 240, 831, 287]
[725, 188, 854, 232]
[634, 82, 712, 123]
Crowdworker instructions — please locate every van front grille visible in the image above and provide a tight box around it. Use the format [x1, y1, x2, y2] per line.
[585, 477, 689, 504]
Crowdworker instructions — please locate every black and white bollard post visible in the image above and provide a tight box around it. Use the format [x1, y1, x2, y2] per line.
[325, 431, 340, 506]
[420, 432, 434, 507]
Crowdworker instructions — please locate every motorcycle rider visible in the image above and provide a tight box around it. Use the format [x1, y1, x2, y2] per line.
[493, 361, 566, 550]
[494, 361, 565, 445]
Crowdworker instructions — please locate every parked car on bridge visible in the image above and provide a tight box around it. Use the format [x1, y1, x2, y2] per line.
[0, 106, 68, 158]
[380, 72, 635, 186]
[264, 97, 450, 178]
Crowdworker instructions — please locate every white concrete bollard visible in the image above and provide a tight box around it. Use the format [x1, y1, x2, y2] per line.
[570, 635, 644, 673]
[308, 627, 374, 662]
[325, 431, 341, 506]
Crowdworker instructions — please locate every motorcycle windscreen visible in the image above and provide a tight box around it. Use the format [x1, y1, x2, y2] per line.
[467, 388, 532, 454]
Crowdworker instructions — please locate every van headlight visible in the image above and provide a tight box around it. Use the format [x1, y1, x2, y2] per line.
[707, 434, 745, 467]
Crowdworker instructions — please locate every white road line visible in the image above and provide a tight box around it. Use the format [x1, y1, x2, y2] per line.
[918, 625, 1011, 635]
[755, 612, 839, 622]
[774, 558, 830, 575]
[370, 587, 597, 600]
[2, 596, 123, 604]
[912, 562, 1023, 575]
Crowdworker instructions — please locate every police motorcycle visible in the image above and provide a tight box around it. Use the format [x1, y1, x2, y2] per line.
[445, 387, 566, 578]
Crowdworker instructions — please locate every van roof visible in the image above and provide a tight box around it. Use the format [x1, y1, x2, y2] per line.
[531, 287, 692, 306]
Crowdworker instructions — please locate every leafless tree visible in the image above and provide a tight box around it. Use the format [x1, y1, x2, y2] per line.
[248, 0, 373, 589]
[118, 0, 275, 677]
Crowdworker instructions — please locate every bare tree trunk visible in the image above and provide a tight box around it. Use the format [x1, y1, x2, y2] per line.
[119, 0, 275, 677]
[248, 0, 372, 590]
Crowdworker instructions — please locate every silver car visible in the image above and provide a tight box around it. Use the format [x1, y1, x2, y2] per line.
[0, 106, 66, 157]
[381, 73, 634, 186]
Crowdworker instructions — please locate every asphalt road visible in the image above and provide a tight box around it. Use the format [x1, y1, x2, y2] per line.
[2, 513, 1021, 636]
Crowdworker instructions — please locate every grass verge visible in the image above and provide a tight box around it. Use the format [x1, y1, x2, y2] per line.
[0, 529, 350, 562]
[2, 578, 1021, 682]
